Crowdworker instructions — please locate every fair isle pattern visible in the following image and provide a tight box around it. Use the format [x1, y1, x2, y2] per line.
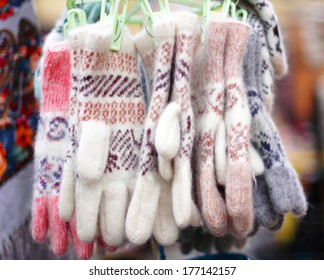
[247, 11, 275, 109]
[244, 0, 288, 78]
[77, 43, 145, 175]
[105, 129, 143, 174]
[172, 32, 195, 158]
[248, 89, 286, 169]
[83, 50, 138, 74]
[191, 21, 228, 236]
[139, 41, 173, 176]
[224, 24, 251, 164]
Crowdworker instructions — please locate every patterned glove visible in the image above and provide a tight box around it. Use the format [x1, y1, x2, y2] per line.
[244, 28, 307, 218]
[191, 18, 228, 237]
[243, 0, 288, 79]
[126, 17, 179, 246]
[132, 19, 179, 245]
[59, 23, 145, 247]
[155, 12, 201, 229]
[32, 41, 93, 259]
[223, 20, 253, 239]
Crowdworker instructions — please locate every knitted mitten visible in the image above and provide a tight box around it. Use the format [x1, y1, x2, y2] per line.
[243, 30, 283, 229]
[155, 12, 201, 228]
[126, 18, 178, 246]
[246, 30, 307, 217]
[224, 21, 253, 239]
[32, 42, 93, 259]
[191, 18, 228, 237]
[243, 0, 288, 79]
[59, 23, 145, 246]
[135, 27, 180, 245]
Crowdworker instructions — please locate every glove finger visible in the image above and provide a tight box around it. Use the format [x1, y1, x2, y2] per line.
[249, 145, 265, 176]
[265, 167, 295, 214]
[100, 179, 128, 246]
[59, 157, 76, 221]
[290, 169, 308, 216]
[229, 214, 254, 240]
[48, 195, 68, 256]
[190, 201, 201, 227]
[269, 214, 284, 231]
[197, 166, 227, 237]
[126, 172, 161, 245]
[153, 180, 179, 246]
[75, 178, 103, 242]
[172, 158, 193, 228]
[253, 176, 281, 228]
[32, 194, 48, 242]
[76, 122, 110, 182]
[215, 119, 227, 186]
[69, 214, 94, 260]
[226, 162, 253, 218]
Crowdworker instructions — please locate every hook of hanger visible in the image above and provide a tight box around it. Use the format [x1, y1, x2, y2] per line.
[139, 0, 170, 45]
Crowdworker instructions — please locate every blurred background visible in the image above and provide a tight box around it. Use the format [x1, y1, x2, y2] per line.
[1, 0, 324, 260]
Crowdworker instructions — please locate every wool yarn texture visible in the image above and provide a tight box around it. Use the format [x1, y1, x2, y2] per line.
[223, 20, 253, 239]
[244, 29, 308, 217]
[246, 8, 275, 113]
[243, 30, 284, 229]
[126, 17, 179, 246]
[155, 12, 201, 229]
[132, 18, 179, 246]
[191, 18, 228, 237]
[243, 0, 288, 79]
[32, 41, 93, 259]
[59, 22, 145, 246]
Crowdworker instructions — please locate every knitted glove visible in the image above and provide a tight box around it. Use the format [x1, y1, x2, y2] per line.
[245, 29, 307, 217]
[191, 18, 228, 237]
[243, 29, 284, 229]
[59, 23, 145, 246]
[133, 21, 180, 245]
[224, 20, 253, 239]
[155, 12, 201, 229]
[126, 17, 179, 246]
[32, 42, 93, 259]
[243, 0, 288, 79]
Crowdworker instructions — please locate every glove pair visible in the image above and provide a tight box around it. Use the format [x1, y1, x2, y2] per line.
[32, 21, 142, 257]
[126, 12, 203, 246]
[191, 17, 254, 240]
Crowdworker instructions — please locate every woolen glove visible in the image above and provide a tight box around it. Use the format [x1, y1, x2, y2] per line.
[191, 18, 228, 237]
[243, 29, 284, 229]
[126, 17, 179, 246]
[32, 41, 93, 259]
[223, 20, 253, 239]
[155, 12, 201, 229]
[245, 28, 307, 217]
[59, 23, 145, 246]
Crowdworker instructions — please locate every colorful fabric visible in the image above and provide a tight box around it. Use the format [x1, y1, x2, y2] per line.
[0, 2, 41, 185]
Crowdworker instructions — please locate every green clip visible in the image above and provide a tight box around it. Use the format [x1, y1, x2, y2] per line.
[63, 8, 87, 39]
